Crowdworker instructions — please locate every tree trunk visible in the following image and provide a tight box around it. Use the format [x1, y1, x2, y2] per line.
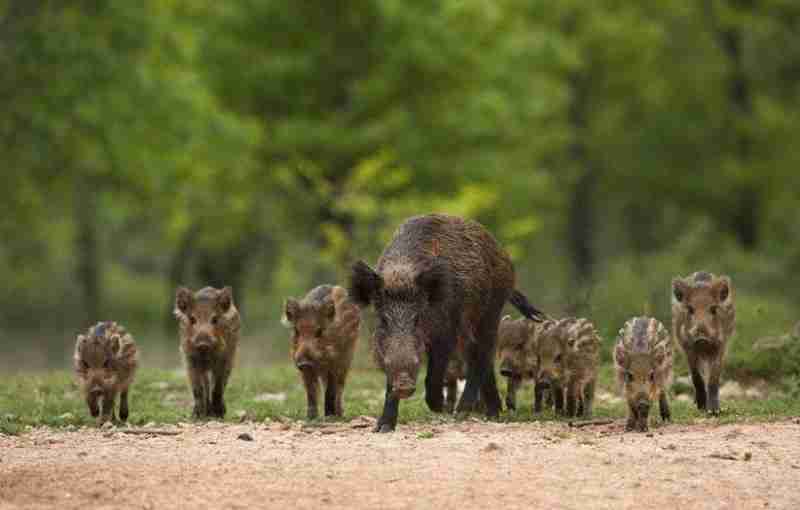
[163, 224, 199, 332]
[74, 176, 101, 326]
[565, 71, 596, 290]
[707, 0, 760, 249]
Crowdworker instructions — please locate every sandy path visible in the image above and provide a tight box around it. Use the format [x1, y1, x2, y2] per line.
[1, 419, 799, 510]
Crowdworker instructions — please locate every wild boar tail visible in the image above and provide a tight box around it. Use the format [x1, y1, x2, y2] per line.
[510, 290, 547, 323]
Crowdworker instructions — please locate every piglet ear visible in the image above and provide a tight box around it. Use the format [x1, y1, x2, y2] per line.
[714, 276, 733, 304]
[416, 261, 448, 305]
[350, 260, 383, 307]
[282, 298, 299, 328]
[175, 287, 193, 315]
[613, 342, 627, 367]
[109, 335, 121, 354]
[671, 278, 688, 304]
[217, 286, 234, 312]
[322, 300, 336, 321]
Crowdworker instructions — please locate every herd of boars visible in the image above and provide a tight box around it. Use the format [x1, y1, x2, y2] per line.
[73, 213, 736, 433]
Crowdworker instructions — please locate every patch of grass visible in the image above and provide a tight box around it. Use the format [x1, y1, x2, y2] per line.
[1, 365, 798, 435]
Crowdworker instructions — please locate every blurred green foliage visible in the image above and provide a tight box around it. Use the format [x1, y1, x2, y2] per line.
[1, 1, 798, 380]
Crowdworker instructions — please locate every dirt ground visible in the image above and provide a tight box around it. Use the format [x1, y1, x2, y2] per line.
[1, 418, 799, 510]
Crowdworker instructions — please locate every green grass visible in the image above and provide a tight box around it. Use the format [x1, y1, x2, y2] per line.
[1, 365, 798, 435]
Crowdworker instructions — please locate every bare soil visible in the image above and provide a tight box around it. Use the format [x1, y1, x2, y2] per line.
[1, 418, 799, 510]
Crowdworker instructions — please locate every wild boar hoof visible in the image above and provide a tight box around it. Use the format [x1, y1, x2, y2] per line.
[212, 403, 226, 418]
[373, 423, 395, 433]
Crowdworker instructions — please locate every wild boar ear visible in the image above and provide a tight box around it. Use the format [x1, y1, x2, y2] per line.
[714, 276, 732, 304]
[416, 261, 448, 304]
[322, 300, 336, 322]
[350, 260, 382, 307]
[671, 278, 688, 304]
[613, 343, 627, 367]
[282, 299, 299, 328]
[175, 287, 193, 315]
[217, 286, 234, 312]
[109, 335, 121, 354]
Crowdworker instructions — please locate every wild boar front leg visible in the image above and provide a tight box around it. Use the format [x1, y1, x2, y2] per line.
[707, 355, 723, 416]
[565, 379, 580, 417]
[552, 383, 565, 415]
[687, 352, 707, 411]
[189, 368, 209, 419]
[100, 391, 116, 424]
[301, 368, 320, 420]
[87, 392, 100, 418]
[324, 372, 338, 417]
[659, 390, 671, 422]
[445, 376, 459, 414]
[210, 363, 231, 418]
[335, 372, 346, 417]
[374, 377, 400, 433]
[581, 380, 595, 419]
[119, 389, 130, 422]
[505, 375, 520, 411]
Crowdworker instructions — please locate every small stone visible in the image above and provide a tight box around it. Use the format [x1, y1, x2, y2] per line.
[744, 452, 752, 461]
[483, 442, 501, 452]
[237, 432, 254, 442]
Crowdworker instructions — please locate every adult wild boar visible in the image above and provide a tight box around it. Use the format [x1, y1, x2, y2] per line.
[350, 214, 545, 432]
[672, 271, 735, 415]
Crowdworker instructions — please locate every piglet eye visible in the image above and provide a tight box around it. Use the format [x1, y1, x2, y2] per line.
[625, 372, 633, 383]
[103, 359, 112, 369]
[710, 306, 718, 316]
[81, 361, 89, 370]
[189, 316, 197, 325]
[211, 316, 219, 326]
[315, 327, 324, 338]
[555, 354, 562, 363]
[687, 306, 695, 316]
